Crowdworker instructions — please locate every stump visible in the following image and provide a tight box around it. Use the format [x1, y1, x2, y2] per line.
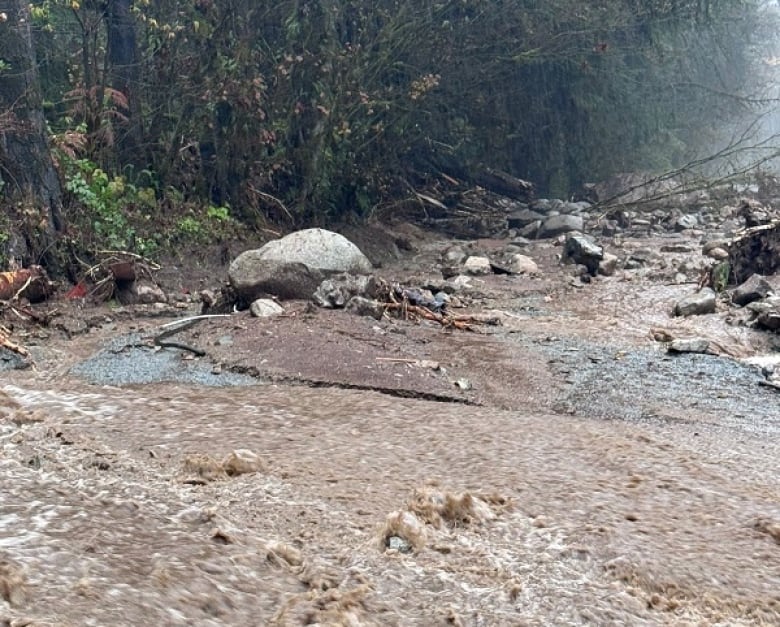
[728, 221, 780, 285]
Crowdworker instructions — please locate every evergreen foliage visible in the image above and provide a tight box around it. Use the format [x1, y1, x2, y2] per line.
[5, 0, 780, 229]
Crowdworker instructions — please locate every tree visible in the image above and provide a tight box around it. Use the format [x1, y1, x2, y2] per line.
[107, 0, 142, 162]
[0, 0, 63, 266]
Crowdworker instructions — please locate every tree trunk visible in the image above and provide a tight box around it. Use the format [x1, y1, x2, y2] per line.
[0, 0, 63, 267]
[107, 0, 143, 162]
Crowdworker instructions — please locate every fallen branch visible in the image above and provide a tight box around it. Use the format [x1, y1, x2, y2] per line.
[0, 324, 30, 359]
[382, 302, 497, 331]
[150, 315, 232, 356]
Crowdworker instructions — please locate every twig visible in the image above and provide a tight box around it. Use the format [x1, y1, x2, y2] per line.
[95, 250, 161, 270]
[375, 357, 419, 363]
[158, 314, 231, 329]
[247, 185, 294, 222]
[11, 276, 32, 301]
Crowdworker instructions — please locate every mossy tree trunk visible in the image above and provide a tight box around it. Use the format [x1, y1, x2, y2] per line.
[0, 0, 63, 267]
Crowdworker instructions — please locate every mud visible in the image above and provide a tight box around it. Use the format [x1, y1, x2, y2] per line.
[1, 227, 779, 625]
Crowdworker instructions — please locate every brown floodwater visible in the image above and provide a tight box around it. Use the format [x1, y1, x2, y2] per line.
[1, 235, 779, 626]
[1, 368, 778, 626]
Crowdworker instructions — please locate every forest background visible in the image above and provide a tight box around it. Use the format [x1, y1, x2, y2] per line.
[1, 0, 779, 270]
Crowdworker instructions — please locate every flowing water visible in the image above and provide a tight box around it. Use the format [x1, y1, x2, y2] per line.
[1, 238, 780, 625]
[1, 366, 779, 625]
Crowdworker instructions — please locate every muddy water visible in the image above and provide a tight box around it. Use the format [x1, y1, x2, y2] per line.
[2, 235, 780, 625]
[2, 369, 779, 625]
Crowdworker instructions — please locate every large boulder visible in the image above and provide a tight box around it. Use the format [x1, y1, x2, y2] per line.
[674, 288, 717, 317]
[252, 228, 372, 274]
[537, 214, 584, 238]
[229, 229, 372, 301]
[731, 274, 772, 307]
[229, 258, 325, 301]
[563, 232, 603, 276]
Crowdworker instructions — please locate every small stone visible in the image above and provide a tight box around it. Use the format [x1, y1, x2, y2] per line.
[674, 288, 717, 317]
[732, 274, 772, 307]
[538, 214, 584, 238]
[598, 253, 618, 277]
[222, 449, 264, 476]
[386, 535, 413, 554]
[674, 214, 698, 231]
[519, 221, 541, 238]
[660, 243, 694, 253]
[250, 298, 284, 317]
[668, 338, 711, 354]
[706, 247, 730, 261]
[463, 256, 492, 275]
[441, 245, 468, 265]
[507, 209, 545, 230]
[563, 232, 603, 276]
[346, 296, 385, 320]
[449, 275, 473, 289]
[507, 254, 538, 275]
[454, 378, 472, 391]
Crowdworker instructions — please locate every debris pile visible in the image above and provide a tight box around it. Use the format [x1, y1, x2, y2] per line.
[71, 252, 162, 304]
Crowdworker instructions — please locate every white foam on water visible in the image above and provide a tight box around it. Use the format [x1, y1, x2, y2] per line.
[2, 384, 121, 420]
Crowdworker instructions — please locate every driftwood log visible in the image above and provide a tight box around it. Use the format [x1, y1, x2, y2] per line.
[472, 167, 534, 202]
[0, 266, 55, 302]
[728, 221, 780, 284]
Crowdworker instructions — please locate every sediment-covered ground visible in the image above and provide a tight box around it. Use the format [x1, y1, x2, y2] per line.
[1, 220, 779, 625]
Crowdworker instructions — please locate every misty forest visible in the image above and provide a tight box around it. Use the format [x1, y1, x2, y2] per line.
[1, 0, 780, 270]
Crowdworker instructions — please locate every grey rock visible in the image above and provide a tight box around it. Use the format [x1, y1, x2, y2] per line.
[563, 232, 603, 275]
[598, 252, 618, 277]
[675, 214, 699, 231]
[228, 228, 373, 302]
[519, 220, 541, 238]
[668, 338, 711, 354]
[463, 256, 492, 275]
[757, 310, 780, 331]
[449, 275, 473, 289]
[702, 239, 730, 255]
[507, 254, 538, 275]
[117, 281, 167, 305]
[250, 228, 373, 274]
[660, 243, 694, 253]
[385, 535, 413, 554]
[229, 257, 325, 301]
[732, 274, 771, 307]
[601, 219, 620, 236]
[441, 245, 468, 265]
[674, 288, 717, 317]
[532, 199, 553, 212]
[507, 209, 545, 229]
[0, 347, 31, 371]
[749, 297, 780, 331]
[433, 291, 451, 306]
[566, 201, 592, 213]
[706, 247, 730, 261]
[538, 214, 584, 238]
[250, 298, 284, 317]
[313, 274, 378, 308]
[346, 296, 385, 320]
[454, 377, 472, 391]
[623, 248, 656, 269]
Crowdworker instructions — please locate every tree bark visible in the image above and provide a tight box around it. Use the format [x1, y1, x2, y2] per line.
[0, 0, 63, 264]
[107, 0, 143, 161]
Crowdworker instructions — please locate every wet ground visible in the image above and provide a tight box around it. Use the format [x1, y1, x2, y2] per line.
[1, 228, 779, 625]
